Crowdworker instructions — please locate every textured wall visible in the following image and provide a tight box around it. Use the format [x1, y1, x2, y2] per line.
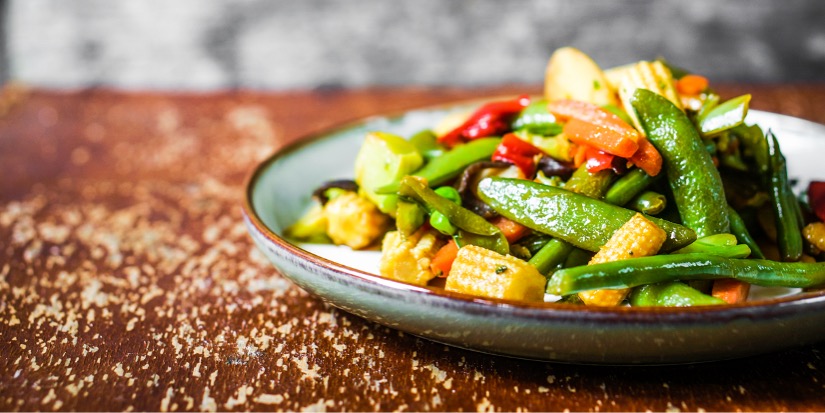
[4, 0, 825, 91]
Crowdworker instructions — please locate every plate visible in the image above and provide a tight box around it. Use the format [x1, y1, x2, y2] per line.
[242, 100, 825, 364]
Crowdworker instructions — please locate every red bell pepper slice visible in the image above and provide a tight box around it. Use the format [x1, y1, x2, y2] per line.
[439, 95, 531, 147]
[584, 147, 616, 173]
[491, 133, 543, 177]
[809, 181, 825, 222]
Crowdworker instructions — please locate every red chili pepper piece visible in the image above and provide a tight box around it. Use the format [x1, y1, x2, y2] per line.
[491, 133, 543, 177]
[584, 147, 616, 173]
[809, 181, 825, 222]
[439, 95, 531, 147]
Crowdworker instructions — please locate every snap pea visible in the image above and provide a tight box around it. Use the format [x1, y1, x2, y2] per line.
[766, 131, 803, 262]
[377, 137, 501, 193]
[477, 177, 696, 252]
[396, 200, 426, 236]
[526, 165, 612, 275]
[398, 176, 508, 255]
[627, 191, 667, 215]
[697, 94, 751, 137]
[631, 88, 730, 238]
[602, 168, 659, 206]
[630, 282, 726, 307]
[510, 99, 563, 136]
[727, 205, 765, 259]
[563, 164, 614, 198]
[547, 253, 825, 296]
[671, 234, 751, 259]
[429, 186, 462, 235]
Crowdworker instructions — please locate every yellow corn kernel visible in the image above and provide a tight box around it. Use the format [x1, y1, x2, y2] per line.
[445, 245, 546, 302]
[803, 222, 825, 251]
[605, 60, 681, 133]
[578, 213, 667, 306]
[379, 229, 445, 286]
[324, 192, 390, 249]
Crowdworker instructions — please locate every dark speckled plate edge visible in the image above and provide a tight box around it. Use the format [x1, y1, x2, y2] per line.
[242, 100, 825, 364]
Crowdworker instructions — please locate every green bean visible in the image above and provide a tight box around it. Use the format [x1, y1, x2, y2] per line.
[603, 168, 658, 206]
[766, 131, 803, 261]
[528, 238, 575, 276]
[408, 129, 445, 160]
[377, 137, 501, 193]
[630, 282, 726, 307]
[727, 206, 765, 259]
[547, 253, 825, 296]
[627, 191, 667, 215]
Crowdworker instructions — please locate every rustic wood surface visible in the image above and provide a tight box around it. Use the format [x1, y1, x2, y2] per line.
[2, 85, 825, 412]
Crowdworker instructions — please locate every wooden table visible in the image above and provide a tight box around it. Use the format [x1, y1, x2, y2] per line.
[2, 85, 825, 412]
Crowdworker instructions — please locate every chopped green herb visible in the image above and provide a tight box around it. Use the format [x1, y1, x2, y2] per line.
[495, 265, 508, 274]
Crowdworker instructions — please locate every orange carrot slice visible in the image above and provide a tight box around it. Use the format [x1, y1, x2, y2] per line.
[548, 99, 642, 144]
[628, 137, 663, 176]
[430, 240, 459, 277]
[491, 216, 530, 243]
[676, 74, 709, 95]
[563, 118, 639, 158]
[711, 278, 750, 304]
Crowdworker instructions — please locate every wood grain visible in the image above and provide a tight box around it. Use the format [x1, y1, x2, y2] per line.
[2, 85, 825, 412]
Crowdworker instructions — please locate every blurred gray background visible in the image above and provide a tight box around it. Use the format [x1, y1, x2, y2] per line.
[2, 0, 824, 91]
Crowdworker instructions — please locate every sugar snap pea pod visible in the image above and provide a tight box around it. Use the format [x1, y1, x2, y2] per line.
[398, 176, 508, 255]
[477, 177, 696, 252]
[630, 282, 726, 307]
[727, 206, 765, 259]
[511, 99, 563, 136]
[603, 168, 659, 206]
[766, 131, 803, 261]
[627, 191, 667, 215]
[631, 88, 730, 238]
[697, 94, 751, 137]
[526, 165, 614, 274]
[671, 234, 751, 259]
[547, 253, 825, 296]
[377, 137, 501, 193]
[563, 164, 614, 198]
[396, 199, 426, 236]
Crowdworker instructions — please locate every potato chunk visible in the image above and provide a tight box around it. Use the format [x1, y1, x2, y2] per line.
[324, 192, 390, 249]
[445, 245, 546, 302]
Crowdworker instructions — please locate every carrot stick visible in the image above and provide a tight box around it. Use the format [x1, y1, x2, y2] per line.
[492, 216, 530, 243]
[430, 240, 459, 277]
[563, 118, 639, 158]
[676, 74, 709, 95]
[628, 137, 663, 177]
[711, 278, 750, 304]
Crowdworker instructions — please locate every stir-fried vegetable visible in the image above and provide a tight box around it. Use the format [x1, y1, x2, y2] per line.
[286, 47, 825, 307]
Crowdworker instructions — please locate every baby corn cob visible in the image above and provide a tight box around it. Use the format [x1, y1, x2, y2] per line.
[445, 245, 547, 302]
[380, 228, 445, 286]
[605, 60, 681, 133]
[578, 213, 667, 306]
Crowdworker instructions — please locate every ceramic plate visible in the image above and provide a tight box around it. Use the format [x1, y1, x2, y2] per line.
[242, 101, 825, 364]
